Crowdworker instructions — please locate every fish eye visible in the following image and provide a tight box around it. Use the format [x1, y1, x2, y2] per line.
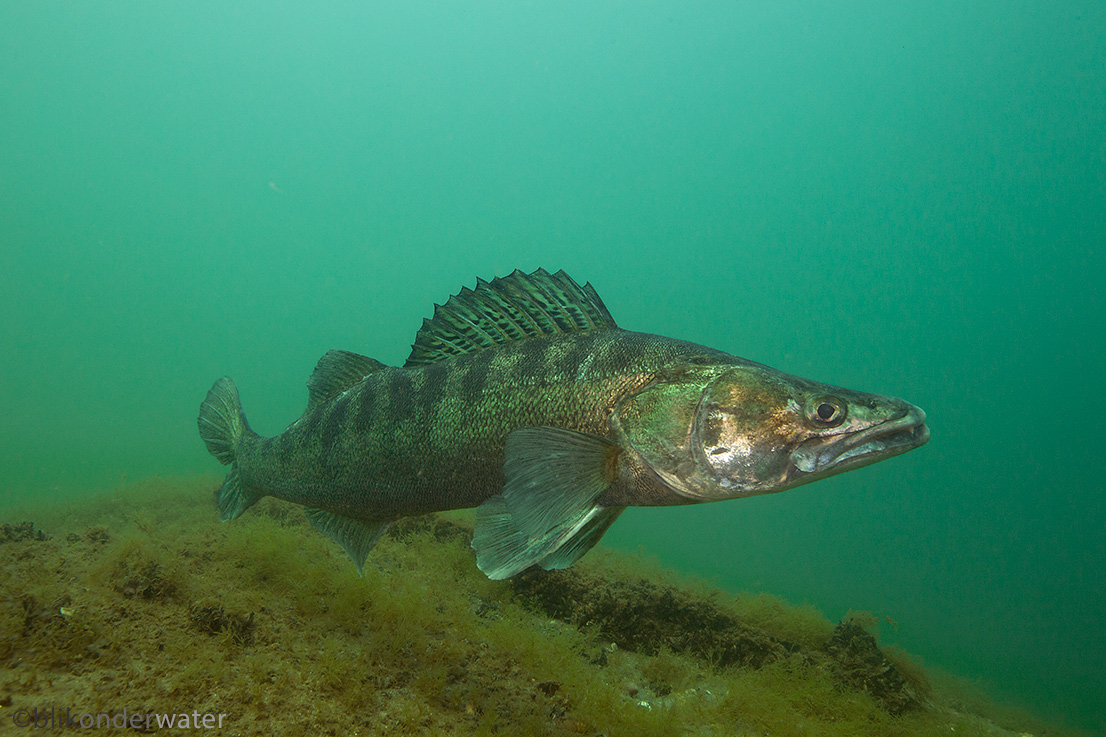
[806, 397, 846, 427]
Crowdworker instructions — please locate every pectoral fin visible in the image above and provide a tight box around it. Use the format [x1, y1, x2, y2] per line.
[305, 508, 391, 576]
[473, 426, 625, 580]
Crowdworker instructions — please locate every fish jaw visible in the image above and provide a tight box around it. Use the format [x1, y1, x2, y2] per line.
[789, 404, 929, 479]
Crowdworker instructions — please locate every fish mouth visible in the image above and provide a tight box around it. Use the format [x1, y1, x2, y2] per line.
[791, 405, 929, 476]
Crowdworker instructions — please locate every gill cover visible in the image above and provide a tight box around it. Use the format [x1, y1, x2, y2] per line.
[622, 365, 813, 500]
[614, 365, 743, 501]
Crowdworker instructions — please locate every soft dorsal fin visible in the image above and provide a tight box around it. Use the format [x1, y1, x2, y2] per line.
[307, 350, 386, 409]
[405, 268, 617, 367]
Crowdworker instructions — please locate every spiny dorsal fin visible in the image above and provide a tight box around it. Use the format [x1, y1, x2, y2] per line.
[405, 268, 617, 367]
[307, 350, 386, 410]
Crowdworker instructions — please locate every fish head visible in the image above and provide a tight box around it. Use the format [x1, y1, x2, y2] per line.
[617, 363, 929, 501]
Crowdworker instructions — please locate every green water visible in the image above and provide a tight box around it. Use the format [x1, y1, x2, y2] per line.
[2, 1, 1102, 732]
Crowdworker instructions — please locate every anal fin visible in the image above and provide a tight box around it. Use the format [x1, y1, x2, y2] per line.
[305, 508, 391, 576]
[473, 426, 626, 580]
[217, 465, 262, 521]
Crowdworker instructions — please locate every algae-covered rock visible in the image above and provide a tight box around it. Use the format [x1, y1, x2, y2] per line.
[188, 600, 256, 645]
[823, 618, 921, 714]
[512, 566, 927, 716]
[0, 521, 47, 543]
[511, 567, 797, 669]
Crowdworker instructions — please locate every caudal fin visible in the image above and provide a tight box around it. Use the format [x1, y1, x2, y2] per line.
[198, 377, 260, 521]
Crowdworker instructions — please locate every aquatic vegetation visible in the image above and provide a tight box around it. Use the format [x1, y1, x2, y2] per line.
[0, 477, 1080, 736]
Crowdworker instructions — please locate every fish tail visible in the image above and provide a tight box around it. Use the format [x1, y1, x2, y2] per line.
[198, 377, 260, 521]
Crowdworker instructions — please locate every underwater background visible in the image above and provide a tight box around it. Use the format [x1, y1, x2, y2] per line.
[1, 1, 1102, 733]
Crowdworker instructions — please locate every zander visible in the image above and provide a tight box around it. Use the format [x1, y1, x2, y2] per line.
[198, 269, 928, 579]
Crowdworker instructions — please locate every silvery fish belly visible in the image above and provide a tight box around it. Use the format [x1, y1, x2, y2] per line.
[198, 268, 929, 579]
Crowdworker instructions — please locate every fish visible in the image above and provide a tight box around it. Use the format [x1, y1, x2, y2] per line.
[198, 268, 928, 579]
